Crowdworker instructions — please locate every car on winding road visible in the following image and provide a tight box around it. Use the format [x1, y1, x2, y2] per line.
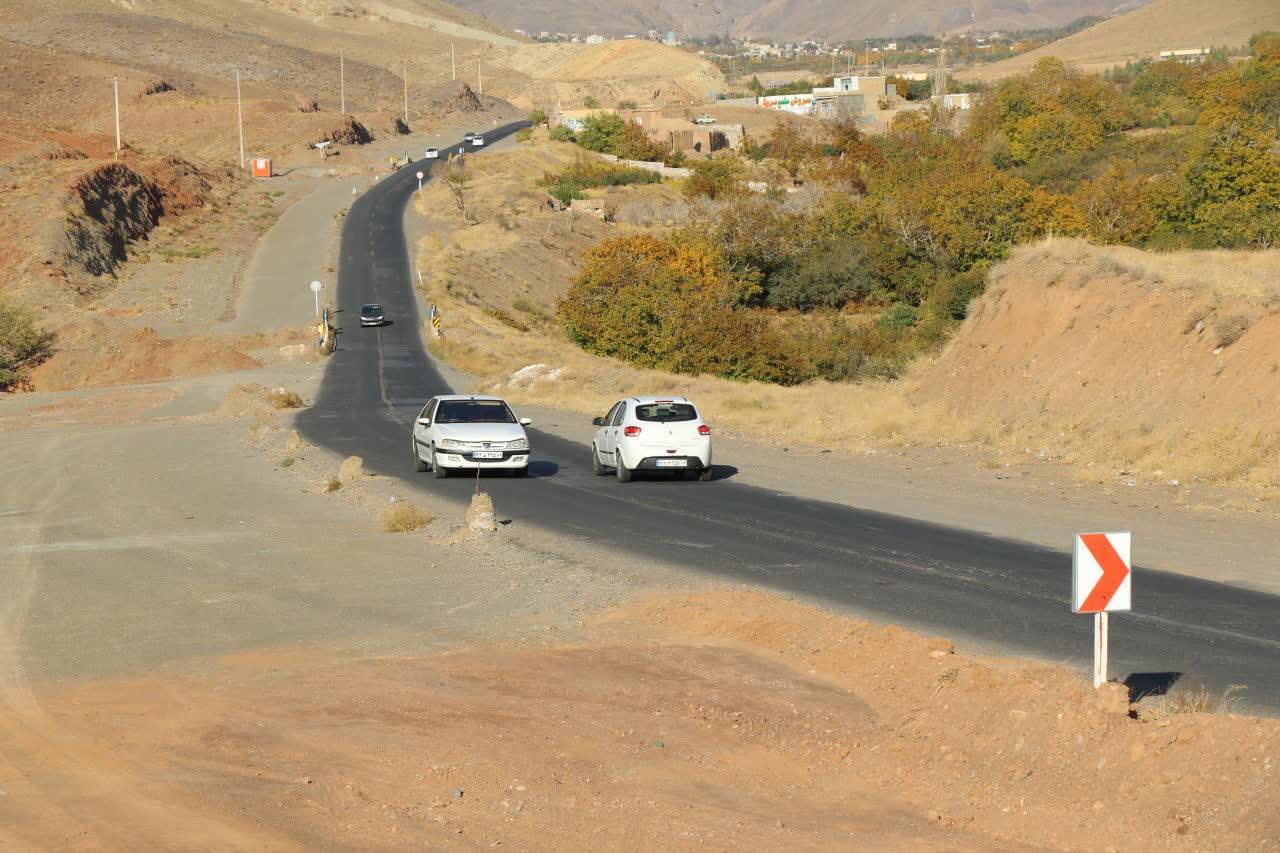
[424, 147, 439, 159]
[591, 396, 712, 482]
[359, 303, 386, 327]
[413, 395, 532, 478]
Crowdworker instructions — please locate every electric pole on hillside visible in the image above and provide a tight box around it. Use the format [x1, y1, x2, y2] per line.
[451, 43, 456, 80]
[477, 59, 482, 95]
[933, 37, 948, 98]
[113, 76, 121, 155]
[402, 60, 409, 125]
[340, 50, 346, 114]
[235, 69, 245, 168]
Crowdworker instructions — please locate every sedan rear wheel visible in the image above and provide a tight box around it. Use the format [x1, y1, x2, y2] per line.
[699, 466, 714, 482]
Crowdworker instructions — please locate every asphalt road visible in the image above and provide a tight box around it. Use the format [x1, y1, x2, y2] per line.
[295, 123, 1280, 711]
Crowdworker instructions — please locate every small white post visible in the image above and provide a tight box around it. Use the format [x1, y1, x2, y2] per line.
[235, 69, 245, 169]
[340, 51, 346, 114]
[1093, 611, 1109, 688]
[113, 76, 122, 153]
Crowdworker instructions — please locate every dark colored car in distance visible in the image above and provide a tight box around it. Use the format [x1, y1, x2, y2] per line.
[359, 303, 386, 327]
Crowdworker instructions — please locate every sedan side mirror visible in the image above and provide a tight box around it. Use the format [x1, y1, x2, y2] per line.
[417, 418, 431, 426]
[592, 417, 606, 426]
[519, 417, 532, 426]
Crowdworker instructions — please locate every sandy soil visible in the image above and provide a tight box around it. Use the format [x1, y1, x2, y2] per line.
[2, 582, 1276, 850]
[959, 0, 1280, 81]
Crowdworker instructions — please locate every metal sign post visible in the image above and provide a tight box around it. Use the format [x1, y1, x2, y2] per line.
[416, 170, 424, 192]
[310, 280, 322, 318]
[1072, 531, 1132, 688]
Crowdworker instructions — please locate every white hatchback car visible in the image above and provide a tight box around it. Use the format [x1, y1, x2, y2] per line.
[591, 396, 712, 482]
[412, 395, 532, 478]
[424, 147, 439, 159]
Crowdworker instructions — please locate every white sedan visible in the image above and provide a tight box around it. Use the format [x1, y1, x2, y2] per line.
[591, 395, 712, 482]
[424, 147, 439, 159]
[471, 134, 485, 147]
[413, 395, 532, 478]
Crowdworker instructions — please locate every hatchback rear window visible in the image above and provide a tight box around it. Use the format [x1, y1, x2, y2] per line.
[634, 403, 697, 422]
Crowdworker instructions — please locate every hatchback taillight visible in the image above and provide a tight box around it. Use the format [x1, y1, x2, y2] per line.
[698, 424, 711, 436]
[623, 426, 641, 437]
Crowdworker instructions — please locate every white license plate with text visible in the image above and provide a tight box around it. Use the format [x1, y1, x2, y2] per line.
[473, 451, 503, 459]
[656, 459, 688, 468]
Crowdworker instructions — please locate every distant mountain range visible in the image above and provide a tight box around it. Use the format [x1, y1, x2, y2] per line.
[450, 0, 1151, 42]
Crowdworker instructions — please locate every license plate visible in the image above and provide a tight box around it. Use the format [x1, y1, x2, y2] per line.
[656, 459, 687, 468]
[472, 451, 503, 459]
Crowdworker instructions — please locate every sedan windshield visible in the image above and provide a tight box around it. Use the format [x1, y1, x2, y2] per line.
[635, 403, 697, 422]
[435, 399, 516, 424]
[361, 305, 382, 315]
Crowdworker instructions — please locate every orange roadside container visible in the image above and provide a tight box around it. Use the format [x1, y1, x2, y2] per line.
[251, 157, 272, 178]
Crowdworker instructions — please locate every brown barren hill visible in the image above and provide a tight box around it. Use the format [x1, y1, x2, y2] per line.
[917, 239, 1280, 485]
[962, 0, 1280, 81]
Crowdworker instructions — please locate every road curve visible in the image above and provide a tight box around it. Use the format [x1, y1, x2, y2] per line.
[295, 124, 1280, 711]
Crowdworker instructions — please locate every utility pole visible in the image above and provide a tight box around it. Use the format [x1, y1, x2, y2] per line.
[113, 76, 121, 154]
[235, 69, 245, 168]
[340, 51, 345, 114]
[477, 59, 482, 95]
[451, 43, 456, 80]
[402, 60, 409, 125]
[933, 37, 948, 98]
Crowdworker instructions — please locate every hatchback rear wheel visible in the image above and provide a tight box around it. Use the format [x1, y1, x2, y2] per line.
[615, 452, 632, 483]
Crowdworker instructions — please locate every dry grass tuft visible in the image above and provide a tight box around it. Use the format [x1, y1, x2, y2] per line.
[323, 477, 342, 493]
[1213, 312, 1252, 348]
[266, 387, 304, 409]
[1158, 684, 1248, 716]
[380, 501, 431, 533]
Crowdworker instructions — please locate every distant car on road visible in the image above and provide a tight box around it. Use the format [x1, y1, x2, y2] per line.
[463, 131, 477, 142]
[694, 113, 715, 124]
[359, 303, 386, 327]
[471, 134, 485, 147]
[413, 395, 532, 478]
[424, 147, 439, 159]
[591, 396, 712, 482]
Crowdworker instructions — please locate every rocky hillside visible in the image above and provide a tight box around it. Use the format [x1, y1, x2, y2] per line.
[451, 0, 1149, 42]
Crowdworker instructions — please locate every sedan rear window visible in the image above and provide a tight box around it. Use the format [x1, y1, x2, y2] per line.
[435, 399, 516, 424]
[634, 403, 697, 422]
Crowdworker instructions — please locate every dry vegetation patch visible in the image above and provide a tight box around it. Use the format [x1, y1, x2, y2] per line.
[420, 160, 1280, 493]
[380, 500, 431, 533]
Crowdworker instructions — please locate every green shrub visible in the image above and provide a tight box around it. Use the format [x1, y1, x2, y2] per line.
[0, 298, 54, 390]
[528, 108, 548, 126]
[548, 180, 584, 206]
[514, 127, 533, 143]
[766, 241, 873, 310]
[878, 302, 920, 331]
[549, 125, 574, 142]
[683, 157, 744, 199]
[663, 150, 687, 168]
[577, 112, 626, 153]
